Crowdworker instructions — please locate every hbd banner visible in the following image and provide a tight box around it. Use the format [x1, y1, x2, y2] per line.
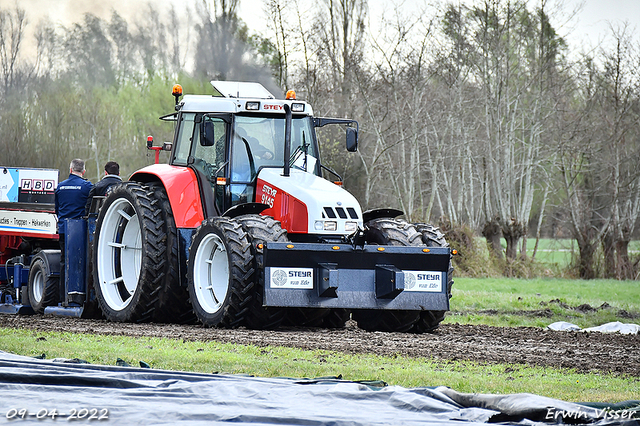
[0, 167, 58, 204]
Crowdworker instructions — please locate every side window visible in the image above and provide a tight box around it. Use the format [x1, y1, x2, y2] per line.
[172, 113, 195, 165]
[191, 117, 228, 190]
[193, 117, 227, 172]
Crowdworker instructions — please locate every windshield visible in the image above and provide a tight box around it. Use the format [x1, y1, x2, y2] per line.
[230, 115, 319, 183]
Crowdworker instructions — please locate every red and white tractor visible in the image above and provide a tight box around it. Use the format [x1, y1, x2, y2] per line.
[92, 81, 453, 332]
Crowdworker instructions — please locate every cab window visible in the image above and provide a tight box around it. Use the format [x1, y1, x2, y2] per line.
[172, 113, 195, 165]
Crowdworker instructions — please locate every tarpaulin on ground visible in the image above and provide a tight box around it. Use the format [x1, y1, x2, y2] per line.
[548, 321, 640, 335]
[0, 351, 638, 425]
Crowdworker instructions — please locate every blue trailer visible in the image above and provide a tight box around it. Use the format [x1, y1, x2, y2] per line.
[0, 167, 98, 318]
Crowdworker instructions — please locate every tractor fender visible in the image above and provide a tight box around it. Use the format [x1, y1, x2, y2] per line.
[130, 164, 205, 228]
[223, 203, 271, 219]
[362, 208, 404, 223]
[32, 250, 61, 278]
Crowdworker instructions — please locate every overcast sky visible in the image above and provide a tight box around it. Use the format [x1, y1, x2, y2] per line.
[11, 0, 640, 59]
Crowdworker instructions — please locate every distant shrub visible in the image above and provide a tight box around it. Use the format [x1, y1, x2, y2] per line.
[438, 218, 502, 278]
[439, 218, 578, 279]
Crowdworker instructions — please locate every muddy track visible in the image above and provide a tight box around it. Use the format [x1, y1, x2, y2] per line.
[2, 315, 639, 377]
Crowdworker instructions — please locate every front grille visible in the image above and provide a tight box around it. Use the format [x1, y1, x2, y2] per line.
[323, 206, 359, 220]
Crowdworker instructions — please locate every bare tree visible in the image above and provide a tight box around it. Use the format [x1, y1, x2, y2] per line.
[265, 0, 290, 88]
[593, 25, 640, 279]
[315, 0, 367, 116]
[64, 14, 115, 87]
[465, 0, 565, 261]
[0, 5, 27, 92]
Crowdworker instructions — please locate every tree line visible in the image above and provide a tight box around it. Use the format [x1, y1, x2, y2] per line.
[1, 0, 639, 279]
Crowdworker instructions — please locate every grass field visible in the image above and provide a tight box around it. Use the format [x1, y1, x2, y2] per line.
[517, 238, 640, 270]
[446, 277, 640, 328]
[0, 327, 637, 403]
[525, 238, 576, 267]
[1, 277, 639, 403]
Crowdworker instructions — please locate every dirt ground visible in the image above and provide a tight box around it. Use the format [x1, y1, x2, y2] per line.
[2, 315, 639, 377]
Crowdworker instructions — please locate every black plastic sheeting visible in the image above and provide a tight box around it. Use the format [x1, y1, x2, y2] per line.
[0, 351, 638, 425]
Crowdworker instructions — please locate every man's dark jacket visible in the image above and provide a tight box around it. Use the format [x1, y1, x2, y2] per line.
[55, 174, 93, 234]
[84, 174, 123, 214]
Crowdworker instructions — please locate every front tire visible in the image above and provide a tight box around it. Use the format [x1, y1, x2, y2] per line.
[413, 223, 454, 333]
[322, 308, 351, 328]
[93, 183, 167, 322]
[235, 214, 287, 330]
[353, 218, 422, 332]
[28, 257, 59, 314]
[187, 218, 254, 327]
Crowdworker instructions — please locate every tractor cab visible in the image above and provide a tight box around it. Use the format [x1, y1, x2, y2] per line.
[168, 82, 322, 216]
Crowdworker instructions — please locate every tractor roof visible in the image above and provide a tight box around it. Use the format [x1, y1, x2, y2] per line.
[176, 81, 313, 116]
[211, 81, 275, 99]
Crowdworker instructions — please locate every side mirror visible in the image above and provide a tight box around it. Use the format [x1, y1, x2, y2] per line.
[346, 127, 358, 152]
[201, 121, 215, 146]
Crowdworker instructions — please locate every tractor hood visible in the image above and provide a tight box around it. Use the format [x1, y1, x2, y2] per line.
[255, 167, 363, 235]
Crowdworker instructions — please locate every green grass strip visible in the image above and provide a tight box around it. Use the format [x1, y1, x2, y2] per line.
[1, 327, 637, 403]
[446, 278, 640, 328]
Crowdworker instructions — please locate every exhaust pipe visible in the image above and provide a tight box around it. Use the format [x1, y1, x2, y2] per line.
[283, 103, 291, 177]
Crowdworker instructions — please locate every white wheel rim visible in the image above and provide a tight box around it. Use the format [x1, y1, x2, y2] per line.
[96, 198, 142, 311]
[31, 267, 44, 303]
[193, 233, 230, 314]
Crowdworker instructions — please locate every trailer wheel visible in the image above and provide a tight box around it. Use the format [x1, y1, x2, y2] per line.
[28, 257, 59, 314]
[235, 214, 287, 330]
[354, 218, 422, 332]
[93, 183, 167, 322]
[187, 218, 254, 327]
[413, 223, 454, 333]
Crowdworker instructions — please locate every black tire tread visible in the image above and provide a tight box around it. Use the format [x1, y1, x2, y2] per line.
[188, 217, 255, 328]
[235, 214, 287, 330]
[149, 184, 196, 324]
[93, 182, 167, 323]
[322, 308, 351, 328]
[284, 307, 330, 327]
[412, 222, 454, 333]
[352, 309, 419, 332]
[354, 217, 422, 332]
[28, 258, 59, 314]
[365, 217, 423, 246]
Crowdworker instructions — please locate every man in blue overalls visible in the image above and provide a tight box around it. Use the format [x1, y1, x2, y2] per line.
[55, 159, 93, 292]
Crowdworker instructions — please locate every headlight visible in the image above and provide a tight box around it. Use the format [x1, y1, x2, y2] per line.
[324, 221, 337, 231]
[291, 103, 305, 112]
[314, 221, 324, 231]
[345, 221, 357, 232]
[246, 101, 260, 110]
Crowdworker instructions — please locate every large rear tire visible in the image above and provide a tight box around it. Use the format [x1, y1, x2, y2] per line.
[187, 217, 254, 327]
[353, 218, 422, 332]
[93, 183, 167, 322]
[27, 257, 59, 314]
[235, 214, 287, 330]
[413, 223, 454, 333]
[148, 184, 195, 324]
